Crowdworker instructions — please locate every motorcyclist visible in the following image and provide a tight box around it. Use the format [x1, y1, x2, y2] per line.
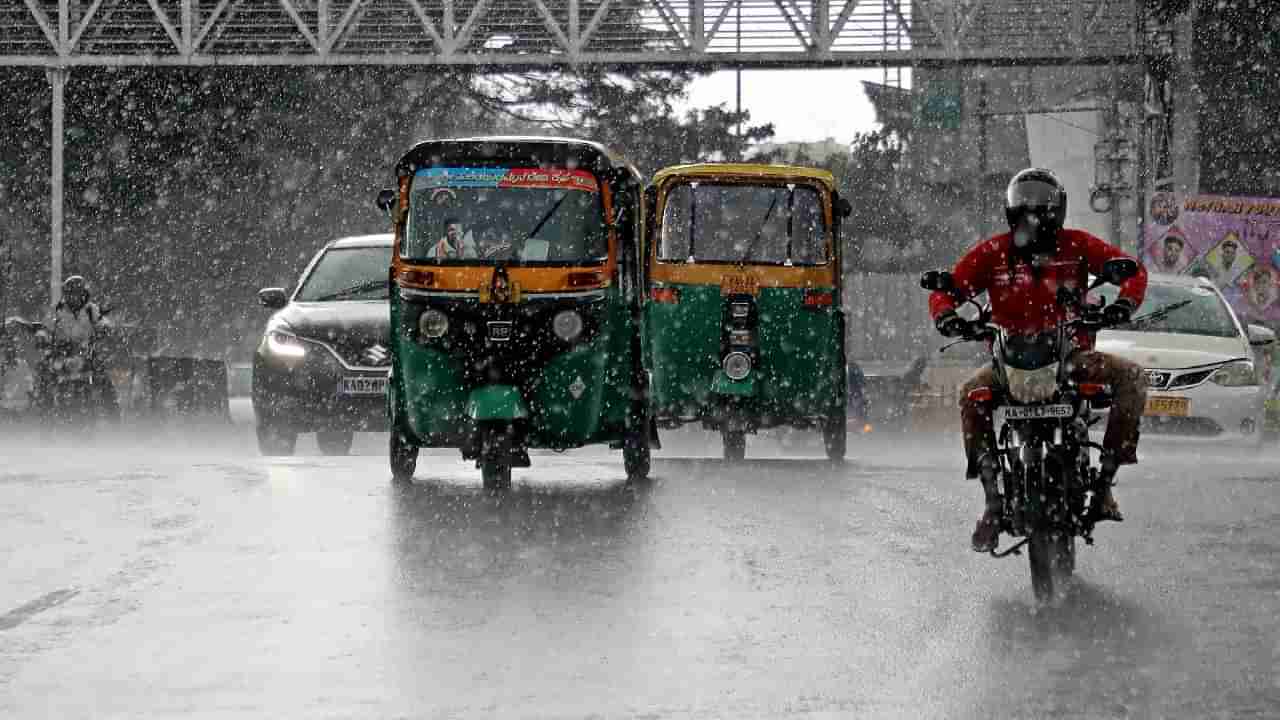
[44, 275, 119, 419]
[929, 169, 1149, 552]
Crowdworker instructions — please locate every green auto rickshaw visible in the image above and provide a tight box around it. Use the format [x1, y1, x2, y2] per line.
[643, 163, 851, 461]
[376, 136, 653, 489]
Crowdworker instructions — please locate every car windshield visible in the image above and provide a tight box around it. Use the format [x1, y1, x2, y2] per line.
[1095, 282, 1239, 339]
[402, 167, 608, 265]
[658, 182, 828, 265]
[295, 246, 393, 302]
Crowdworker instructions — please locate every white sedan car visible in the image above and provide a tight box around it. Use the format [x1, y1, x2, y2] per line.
[1095, 274, 1275, 440]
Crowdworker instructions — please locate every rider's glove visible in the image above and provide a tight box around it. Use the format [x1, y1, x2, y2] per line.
[1103, 298, 1136, 326]
[935, 311, 971, 338]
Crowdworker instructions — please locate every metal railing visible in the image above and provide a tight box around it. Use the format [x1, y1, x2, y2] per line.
[0, 0, 1138, 68]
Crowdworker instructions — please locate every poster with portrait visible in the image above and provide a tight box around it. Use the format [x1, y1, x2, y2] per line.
[1142, 193, 1280, 327]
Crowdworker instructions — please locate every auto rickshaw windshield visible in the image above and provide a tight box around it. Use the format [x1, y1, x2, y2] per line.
[658, 182, 828, 265]
[403, 166, 608, 266]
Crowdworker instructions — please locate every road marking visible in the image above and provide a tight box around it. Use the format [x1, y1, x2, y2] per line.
[0, 589, 79, 631]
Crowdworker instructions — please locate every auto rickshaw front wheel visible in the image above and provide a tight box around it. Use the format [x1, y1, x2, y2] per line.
[623, 429, 650, 482]
[722, 430, 746, 462]
[822, 416, 847, 462]
[479, 424, 513, 493]
[389, 428, 418, 482]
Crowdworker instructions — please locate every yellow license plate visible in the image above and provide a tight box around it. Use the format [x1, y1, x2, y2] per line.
[1145, 396, 1189, 417]
[721, 273, 759, 296]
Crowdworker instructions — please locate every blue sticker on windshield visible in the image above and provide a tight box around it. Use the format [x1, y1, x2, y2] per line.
[415, 167, 509, 187]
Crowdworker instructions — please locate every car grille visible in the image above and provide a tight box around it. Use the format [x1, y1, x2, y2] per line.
[1167, 368, 1215, 390]
[1145, 367, 1216, 391]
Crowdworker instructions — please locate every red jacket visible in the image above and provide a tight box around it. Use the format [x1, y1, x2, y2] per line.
[928, 229, 1148, 349]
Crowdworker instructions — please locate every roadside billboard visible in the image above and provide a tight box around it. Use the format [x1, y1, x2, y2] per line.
[1142, 192, 1280, 328]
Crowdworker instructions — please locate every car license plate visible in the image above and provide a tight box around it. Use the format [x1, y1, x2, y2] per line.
[999, 404, 1073, 421]
[338, 376, 388, 396]
[721, 273, 759, 296]
[1144, 395, 1189, 417]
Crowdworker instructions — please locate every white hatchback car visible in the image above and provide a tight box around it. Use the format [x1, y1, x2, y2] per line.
[1094, 274, 1275, 440]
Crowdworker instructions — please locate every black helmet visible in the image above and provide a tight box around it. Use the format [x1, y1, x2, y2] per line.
[1005, 168, 1067, 253]
[62, 275, 88, 296]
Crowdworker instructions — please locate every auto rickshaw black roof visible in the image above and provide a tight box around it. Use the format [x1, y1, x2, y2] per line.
[394, 136, 638, 180]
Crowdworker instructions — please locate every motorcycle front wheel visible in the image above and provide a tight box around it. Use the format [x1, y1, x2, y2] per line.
[1028, 528, 1075, 603]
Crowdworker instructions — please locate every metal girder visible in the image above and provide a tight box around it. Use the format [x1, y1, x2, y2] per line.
[0, 0, 1140, 69]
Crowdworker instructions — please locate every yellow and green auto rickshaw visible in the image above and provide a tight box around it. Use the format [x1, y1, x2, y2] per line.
[376, 137, 653, 489]
[642, 163, 852, 461]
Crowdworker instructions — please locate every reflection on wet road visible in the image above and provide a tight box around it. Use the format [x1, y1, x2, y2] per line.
[1, 428, 1277, 717]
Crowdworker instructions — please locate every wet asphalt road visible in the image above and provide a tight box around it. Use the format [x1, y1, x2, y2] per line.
[1, 423, 1277, 719]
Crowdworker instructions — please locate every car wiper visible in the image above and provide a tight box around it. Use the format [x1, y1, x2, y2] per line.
[520, 193, 571, 251]
[737, 192, 781, 264]
[1126, 299, 1192, 328]
[311, 279, 390, 301]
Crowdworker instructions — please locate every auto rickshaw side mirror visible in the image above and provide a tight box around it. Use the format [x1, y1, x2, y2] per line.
[1248, 323, 1276, 346]
[258, 287, 288, 310]
[835, 196, 852, 218]
[919, 270, 954, 292]
[1100, 257, 1139, 285]
[376, 188, 397, 216]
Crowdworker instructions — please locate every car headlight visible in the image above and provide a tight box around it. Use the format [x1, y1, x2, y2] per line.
[723, 351, 752, 380]
[419, 309, 449, 339]
[264, 330, 307, 360]
[553, 310, 584, 342]
[1210, 360, 1257, 387]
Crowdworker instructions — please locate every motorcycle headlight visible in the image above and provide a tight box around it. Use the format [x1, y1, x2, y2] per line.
[264, 330, 307, 360]
[553, 310, 584, 342]
[723, 351, 752, 381]
[419, 309, 449, 339]
[1005, 363, 1059, 403]
[1210, 360, 1257, 387]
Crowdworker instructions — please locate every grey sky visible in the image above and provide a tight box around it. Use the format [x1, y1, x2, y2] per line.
[684, 68, 901, 144]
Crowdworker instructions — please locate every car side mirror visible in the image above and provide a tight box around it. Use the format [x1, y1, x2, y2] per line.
[1248, 323, 1276, 347]
[1100, 258, 1139, 285]
[835, 196, 852, 218]
[258, 287, 288, 310]
[919, 270, 954, 292]
[376, 188, 397, 215]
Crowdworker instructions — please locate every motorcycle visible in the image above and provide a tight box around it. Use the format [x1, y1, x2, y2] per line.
[920, 257, 1140, 602]
[4, 312, 115, 428]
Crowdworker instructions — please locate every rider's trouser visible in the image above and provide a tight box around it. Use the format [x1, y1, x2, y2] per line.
[959, 350, 1148, 478]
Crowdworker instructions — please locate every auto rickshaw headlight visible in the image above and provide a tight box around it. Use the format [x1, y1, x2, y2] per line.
[419, 309, 449, 339]
[723, 351, 752, 380]
[553, 310, 584, 342]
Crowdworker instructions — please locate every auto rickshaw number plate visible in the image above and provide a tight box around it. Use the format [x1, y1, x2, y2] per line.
[339, 376, 388, 396]
[721, 273, 759, 296]
[487, 321, 514, 342]
[1144, 395, 1189, 417]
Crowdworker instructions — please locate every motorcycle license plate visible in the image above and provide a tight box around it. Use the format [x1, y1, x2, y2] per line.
[338, 376, 387, 396]
[999, 404, 1073, 421]
[1144, 395, 1189, 417]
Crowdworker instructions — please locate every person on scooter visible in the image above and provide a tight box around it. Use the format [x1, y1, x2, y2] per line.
[928, 168, 1149, 552]
[47, 275, 119, 420]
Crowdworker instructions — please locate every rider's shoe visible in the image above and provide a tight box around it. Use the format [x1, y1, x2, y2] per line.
[971, 507, 1001, 552]
[1093, 457, 1124, 522]
[1095, 487, 1124, 522]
